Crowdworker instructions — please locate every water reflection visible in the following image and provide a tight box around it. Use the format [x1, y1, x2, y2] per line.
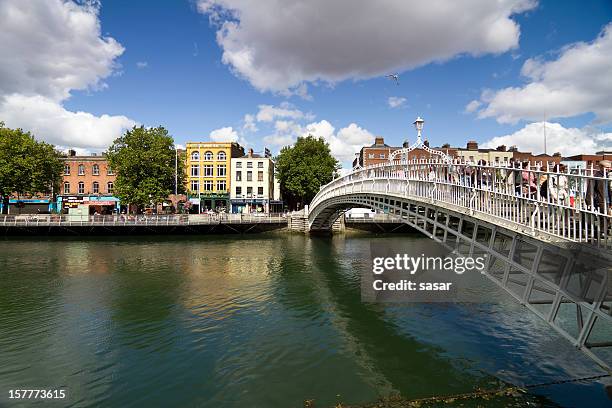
[0, 235, 608, 407]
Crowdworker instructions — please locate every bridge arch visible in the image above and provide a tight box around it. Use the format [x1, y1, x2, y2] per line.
[308, 160, 612, 370]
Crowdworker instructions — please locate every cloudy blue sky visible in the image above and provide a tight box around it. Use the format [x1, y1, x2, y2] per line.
[1, 0, 611, 167]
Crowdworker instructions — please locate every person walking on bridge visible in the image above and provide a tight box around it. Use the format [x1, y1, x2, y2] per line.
[586, 160, 611, 215]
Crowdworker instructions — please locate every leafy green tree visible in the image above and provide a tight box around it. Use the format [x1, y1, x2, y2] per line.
[106, 126, 185, 212]
[0, 122, 63, 214]
[275, 135, 339, 209]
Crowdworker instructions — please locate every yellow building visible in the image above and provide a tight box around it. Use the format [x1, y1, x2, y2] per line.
[185, 142, 244, 212]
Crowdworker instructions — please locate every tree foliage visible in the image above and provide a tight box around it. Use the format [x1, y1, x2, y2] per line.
[0, 122, 63, 213]
[275, 135, 339, 208]
[106, 126, 185, 211]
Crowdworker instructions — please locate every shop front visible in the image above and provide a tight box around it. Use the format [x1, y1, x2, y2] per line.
[57, 196, 121, 214]
[230, 198, 267, 214]
[190, 193, 230, 213]
[0, 198, 54, 214]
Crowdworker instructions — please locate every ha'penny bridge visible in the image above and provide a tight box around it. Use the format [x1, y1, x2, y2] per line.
[308, 120, 612, 371]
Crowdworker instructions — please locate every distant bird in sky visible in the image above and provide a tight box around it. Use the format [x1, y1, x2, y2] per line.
[386, 74, 399, 85]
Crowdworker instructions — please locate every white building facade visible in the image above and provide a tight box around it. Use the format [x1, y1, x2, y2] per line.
[230, 149, 282, 213]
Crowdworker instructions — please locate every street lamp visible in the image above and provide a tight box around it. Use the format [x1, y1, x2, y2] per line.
[413, 116, 424, 144]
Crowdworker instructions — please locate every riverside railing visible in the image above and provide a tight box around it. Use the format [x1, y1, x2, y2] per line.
[0, 213, 288, 227]
[310, 159, 612, 248]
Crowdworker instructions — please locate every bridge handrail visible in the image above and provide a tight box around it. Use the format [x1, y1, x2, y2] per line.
[311, 159, 611, 247]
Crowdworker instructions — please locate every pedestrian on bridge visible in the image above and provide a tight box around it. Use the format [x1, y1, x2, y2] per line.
[586, 160, 612, 215]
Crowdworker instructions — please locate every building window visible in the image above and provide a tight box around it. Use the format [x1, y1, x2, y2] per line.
[247, 186, 253, 196]
[63, 182, 70, 194]
[236, 186, 242, 196]
[379, 153, 385, 159]
[236, 171, 242, 181]
[258, 171, 264, 182]
[204, 151, 213, 161]
[107, 167, 114, 175]
[217, 165, 226, 177]
[204, 165, 213, 177]
[78, 164, 85, 175]
[190, 180, 199, 192]
[247, 171, 252, 181]
[191, 151, 200, 161]
[92, 164, 99, 175]
[107, 182, 114, 194]
[217, 180, 226, 192]
[258, 186, 263, 196]
[368, 154, 374, 159]
[78, 182, 85, 194]
[217, 151, 226, 161]
[236, 162, 242, 168]
[257, 161, 264, 168]
[246, 161, 253, 168]
[64, 164, 70, 175]
[203, 180, 213, 191]
[191, 165, 199, 177]
[92, 182, 99, 194]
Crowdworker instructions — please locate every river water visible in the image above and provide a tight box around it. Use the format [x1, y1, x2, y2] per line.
[0, 234, 609, 407]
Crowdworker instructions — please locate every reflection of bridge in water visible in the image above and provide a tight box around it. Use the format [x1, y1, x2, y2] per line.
[308, 159, 612, 370]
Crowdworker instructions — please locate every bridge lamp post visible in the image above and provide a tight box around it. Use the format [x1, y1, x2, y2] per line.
[413, 116, 424, 145]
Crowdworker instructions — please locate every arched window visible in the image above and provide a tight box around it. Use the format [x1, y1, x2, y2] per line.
[92, 164, 99, 175]
[78, 164, 85, 175]
[107, 182, 114, 194]
[78, 182, 85, 194]
[92, 182, 99, 194]
[63, 182, 70, 194]
[204, 151, 213, 161]
[217, 151, 226, 161]
[191, 151, 200, 161]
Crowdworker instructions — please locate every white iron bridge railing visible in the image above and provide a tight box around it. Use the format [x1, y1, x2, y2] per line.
[310, 159, 612, 249]
[0, 213, 288, 227]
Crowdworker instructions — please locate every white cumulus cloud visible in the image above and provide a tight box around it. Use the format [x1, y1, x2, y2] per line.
[0, 94, 136, 150]
[388, 97, 407, 109]
[255, 103, 311, 122]
[475, 23, 612, 124]
[481, 122, 612, 155]
[243, 113, 257, 132]
[210, 126, 239, 142]
[303, 120, 374, 164]
[197, 0, 535, 93]
[464, 100, 482, 113]
[0, 0, 136, 150]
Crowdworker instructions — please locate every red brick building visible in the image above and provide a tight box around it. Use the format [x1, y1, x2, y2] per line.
[353, 137, 400, 167]
[509, 147, 562, 165]
[61, 150, 116, 196]
[59, 150, 119, 213]
[563, 151, 612, 167]
[353, 137, 455, 167]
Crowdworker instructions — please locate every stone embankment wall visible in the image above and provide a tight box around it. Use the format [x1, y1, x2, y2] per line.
[287, 206, 344, 234]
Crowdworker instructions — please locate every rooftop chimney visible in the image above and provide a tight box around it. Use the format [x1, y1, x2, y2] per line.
[508, 145, 518, 152]
[553, 152, 561, 157]
[374, 137, 384, 146]
[466, 141, 478, 151]
[423, 140, 430, 147]
[496, 145, 507, 152]
[68, 149, 76, 157]
[248, 148, 254, 157]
